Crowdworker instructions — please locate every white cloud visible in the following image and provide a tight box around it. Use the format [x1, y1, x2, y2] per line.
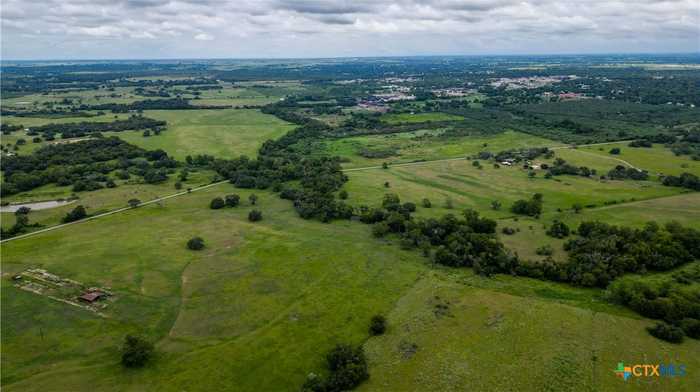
[194, 33, 214, 41]
[1, 0, 698, 59]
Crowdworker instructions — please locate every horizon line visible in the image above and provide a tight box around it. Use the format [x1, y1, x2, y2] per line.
[2, 51, 699, 63]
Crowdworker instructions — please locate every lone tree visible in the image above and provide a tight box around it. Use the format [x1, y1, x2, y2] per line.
[62, 205, 87, 223]
[248, 209, 263, 222]
[121, 335, 154, 368]
[491, 200, 501, 210]
[225, 194, 240, 207]
[369, 314, 387, 336]
[422, 198, 431, 208]
[382, 162, 389, 169]
[128, 199, 141, 208]
[248, 194, 258, 206]
[609, 147, 621, 155]
[187, 237, 205, 250]
[210, 197, 225, 209]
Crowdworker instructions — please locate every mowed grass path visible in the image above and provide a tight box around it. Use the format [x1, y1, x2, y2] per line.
[104, 109, 294, 160]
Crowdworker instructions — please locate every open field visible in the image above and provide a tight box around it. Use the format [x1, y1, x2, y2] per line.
[3, 185, 698, 391]
[325, 130, 564, 169]
[1, 170, 217, 231]
[103, 109, 294, 160]
[360, 270, 700, 392]
[556, 143, 700, 177]
[1, 185, 426, 391]
[381, 112, 464, 124]
[343, 158, 683, 219]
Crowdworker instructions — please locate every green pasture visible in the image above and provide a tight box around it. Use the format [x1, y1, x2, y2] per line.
[104, 109, 294, 160]
[1, 169, 216, 231]
[360, 270, 700, 392]
[381, 112, 464, 124]
[326, 130, 564, 168]
[556, 143, 700, 177]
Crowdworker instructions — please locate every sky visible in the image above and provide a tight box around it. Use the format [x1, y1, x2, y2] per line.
[1, 0, 699, 60]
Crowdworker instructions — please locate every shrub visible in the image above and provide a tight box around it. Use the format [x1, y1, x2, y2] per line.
[249, 194, 258, 205]
[210, 197, 225, 209]
[369, 315, 387, 336]
[187, 237, 205, 250]
[402, 202, 416, 213]
[128, 198, 141, 208]
[501, 227, 516, 235]
[422, 198, 431, 208]
[225, 194, 240, 207]
[248, 209, 263, 222]
[681, 318, 700, 339]
[546, 220, 570, 238]
[647, 323, 684, 343]
[372, 222, 390, 238]
[535, 245, 554, 256]
[121, 335, 154, 368]
[609, 147, 621, 155]
[62, 205, 87, 223]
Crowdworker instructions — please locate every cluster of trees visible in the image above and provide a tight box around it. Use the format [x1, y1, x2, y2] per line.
[607, 165, 649, 181]
[1, 138, 176, 196]
[29, 116, 165, 139]
[359, 194, 516, 276]
[510, 193, 543, 217]
[208, 108, 350, 222]
[1, 123, 23, 134]
[493, 147, 552, 163]
[515, 221, 700, 288]
[210, 194, 244, 209]
[662, 172, 700, 191]
[547, 158, 596, 178]
[608, 265, 700, 343]
[84, 98, 229, 113]
[302, 344, 369, 392]
[1, 207, 41, 239]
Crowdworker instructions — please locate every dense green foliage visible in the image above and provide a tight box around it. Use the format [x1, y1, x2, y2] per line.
[1, 137, 176, 196]
[302, 344, 369, 392]
[121, 335, 155, 368]
[29, 116, 165, 138]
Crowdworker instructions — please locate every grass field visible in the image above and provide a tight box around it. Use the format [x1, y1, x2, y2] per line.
[3, 184, 698, 391]
[360, 270, 700, 392]
[556, 143, 700, 177]
[1, 169, 217, 231]
[1, 185, 426, 391]
[103, 109, 294, 160]
[381, 112, 464, 124]
[325, 130, 564, 168]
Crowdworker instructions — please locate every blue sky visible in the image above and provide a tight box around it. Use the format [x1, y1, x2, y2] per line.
[2, 0, 698, 60]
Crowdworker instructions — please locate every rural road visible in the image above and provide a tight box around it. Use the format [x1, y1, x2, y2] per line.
[0, 140, 641, 243]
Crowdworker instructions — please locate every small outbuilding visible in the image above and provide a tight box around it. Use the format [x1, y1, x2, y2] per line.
[79, 291, 106, 303]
